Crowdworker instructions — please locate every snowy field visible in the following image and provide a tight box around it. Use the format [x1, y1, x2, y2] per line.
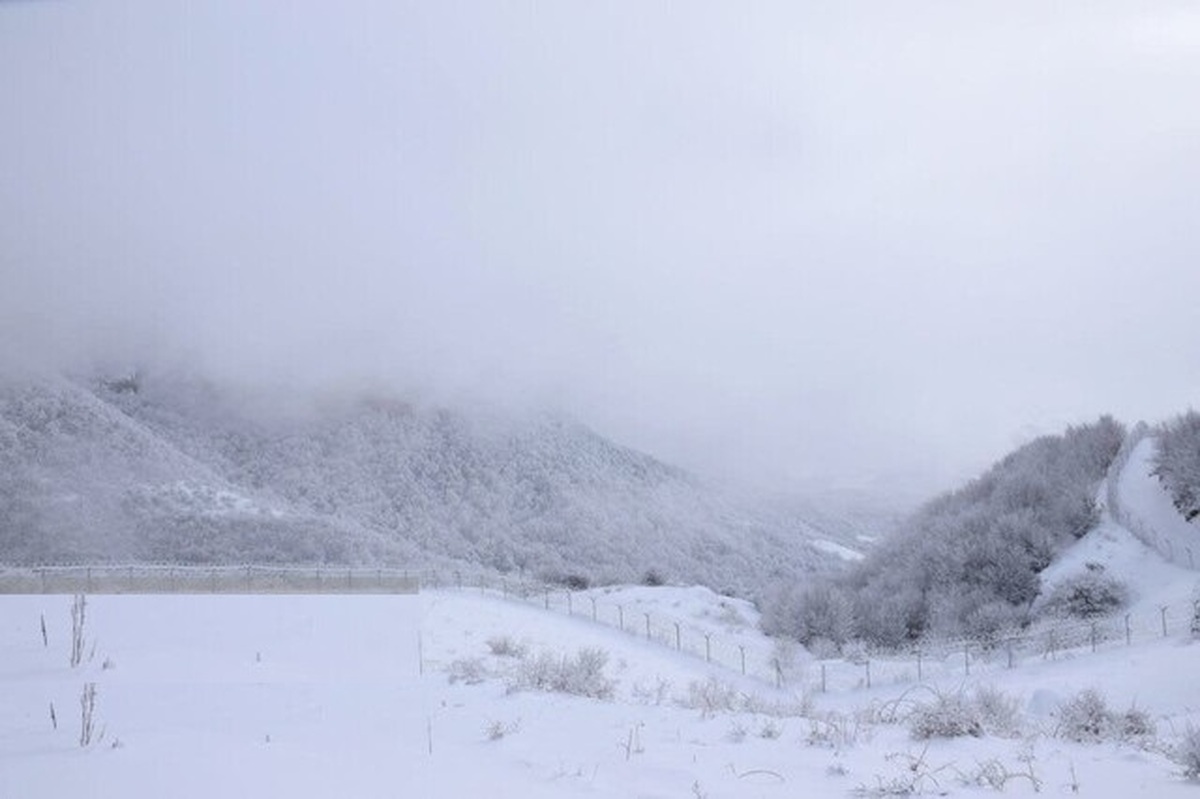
[3, 576, 1200, 798]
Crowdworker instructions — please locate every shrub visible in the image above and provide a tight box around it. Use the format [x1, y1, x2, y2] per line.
[485, 635, 528, 658]
[506, 648, 615, 700]
[484, 718, 520, 741]
[684, 677, 741, 718]
[1054, 689, 1157, 745]
[1043, 565, 1128, 620]
[1055, 689, 1113, 742]
[1175, 725, 1200, 780]
[909, 692, 983, 740]
[973, 685, 1021, 737]
[806, 711, 867, 750]
[908, 686, 1022, 740]
[1118, 706, 1155, 741]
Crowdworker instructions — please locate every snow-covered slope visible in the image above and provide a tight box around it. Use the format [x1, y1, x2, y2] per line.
[1112, 435, 1200, 570]
[4, 585, 1200, 798]
[0, 371, 848, 593]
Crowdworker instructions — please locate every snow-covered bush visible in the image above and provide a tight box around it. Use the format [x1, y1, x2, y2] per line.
[806, 711, 869, 750]
[783, 583, 856, 649]
[683, 678, 742, 719]
[908, 686, 1022, 740]
[1174, 725, 1200, 779]
[1055, 689, 1111, 742]
[908, 692, 983, 740]
[1043, 564, 1129, 619]
[484, 718, 520, 741]
[446, 657, 490, 685]
[972, 685, 1022, 737]
[485, 635, 527, 658]
[1053, 689, 1153, 744]
[505, 648, 614, 700]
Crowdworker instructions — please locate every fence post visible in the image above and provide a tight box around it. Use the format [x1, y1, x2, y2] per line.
[455, 570, 462, 590]
[644, 613, 651, 641]
[544, 590, 550, 610]
[821, 662, 827, 693]
[916, 649, 923, 682]
[1125, 614, 1132, 646]
[704, 633, 711, 663]
[964, 644, 970, 675]
[739, 645, 746, 676]
[1161, 605, 1169, 637]
[865, 659, 871, 689]
[1006, 640, 1014, 670]
[774, 659, 783, 689]
[590, 597, 597, 621]
[86, 567, 92, 593]
[567, 592, 573, 615]
[618, 604, 625, 632]
[1090, 622, 1098, 653]
[674, 622, 681, 651]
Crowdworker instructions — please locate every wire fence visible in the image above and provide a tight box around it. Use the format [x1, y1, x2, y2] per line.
[5, 563, 1198, 697]
[424, 568, 1200, 697]
[0, 563, 420, 595]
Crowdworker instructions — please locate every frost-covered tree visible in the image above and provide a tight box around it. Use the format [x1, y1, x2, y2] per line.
[1152, 411, 1200, 521]
[775, 416, 1126, 648]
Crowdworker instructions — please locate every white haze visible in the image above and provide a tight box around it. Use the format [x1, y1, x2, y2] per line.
[2, 1, 1199, 501]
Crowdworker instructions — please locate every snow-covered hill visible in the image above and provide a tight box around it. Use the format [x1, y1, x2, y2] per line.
[0, 370, 850, 593]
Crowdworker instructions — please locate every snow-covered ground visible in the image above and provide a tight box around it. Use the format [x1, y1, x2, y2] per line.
[3, 581, 1200, 798]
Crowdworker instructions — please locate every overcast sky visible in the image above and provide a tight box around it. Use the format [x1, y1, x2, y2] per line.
[2, 1, 1199, 501]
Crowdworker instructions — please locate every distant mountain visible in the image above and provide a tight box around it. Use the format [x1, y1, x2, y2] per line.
[0, 370, 852, 595]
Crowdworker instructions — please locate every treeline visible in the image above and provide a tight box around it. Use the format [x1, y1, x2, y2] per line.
[1153, 411, 1200, 522]
[764, 417, 1126, 650]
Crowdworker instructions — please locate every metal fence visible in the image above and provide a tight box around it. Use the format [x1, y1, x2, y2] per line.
[0, 564, 420, 595]
[5, 563, 1196, 696]
[425, 569, 1200, 696]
